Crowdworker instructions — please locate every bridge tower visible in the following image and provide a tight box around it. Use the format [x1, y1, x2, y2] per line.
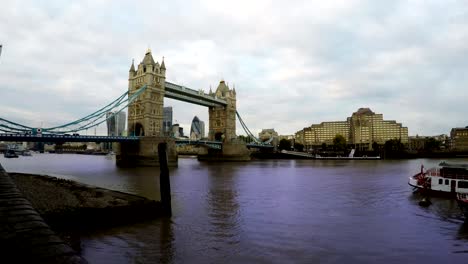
[117, 50, 177, 167]
[127, 49, 166, 136]
[208, 81, 237, 142]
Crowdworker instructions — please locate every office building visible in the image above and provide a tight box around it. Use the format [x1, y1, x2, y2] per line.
[295, 108, 408, 150]
[106, 111, 126, 136]
[450, 127, 468, 151]
[163, 107, 173, 135]
[190, 116, 205, 140]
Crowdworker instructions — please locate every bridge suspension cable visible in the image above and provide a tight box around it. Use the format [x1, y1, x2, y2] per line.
[235, 111, 273, 144]
[0, 117, 33, 133]
[43, 85, 148, 134]
[0, 85, 148, 134]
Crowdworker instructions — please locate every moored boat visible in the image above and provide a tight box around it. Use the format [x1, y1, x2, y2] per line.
[456, 192, 468, 218]
[408, 162, 468, 196]
[4, 149, 19, 158]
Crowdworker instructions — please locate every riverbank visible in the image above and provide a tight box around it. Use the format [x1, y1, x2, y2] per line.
[0, 164, 87, 263]
[9, 173, 163, 231]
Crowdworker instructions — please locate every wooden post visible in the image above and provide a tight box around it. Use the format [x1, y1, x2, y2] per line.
[158, 142, 172, 216]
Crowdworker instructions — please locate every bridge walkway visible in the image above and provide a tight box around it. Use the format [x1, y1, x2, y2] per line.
[0, 163, 87, 263]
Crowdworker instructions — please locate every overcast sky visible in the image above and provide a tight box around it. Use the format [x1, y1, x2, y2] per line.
[1, 0, 467, 136]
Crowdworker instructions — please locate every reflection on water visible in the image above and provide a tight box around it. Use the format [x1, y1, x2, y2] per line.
[2, 155, 468, 263]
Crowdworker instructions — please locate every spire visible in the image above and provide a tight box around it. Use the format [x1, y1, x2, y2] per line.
[161, 56, 166, 69]
[142, 50, 156, 65]
[129, 59, 135, 72]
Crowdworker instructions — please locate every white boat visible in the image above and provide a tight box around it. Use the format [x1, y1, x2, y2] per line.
[456, 193, 468, 217]
[21, 150, 32, 156]
[408, 162, 468, 196]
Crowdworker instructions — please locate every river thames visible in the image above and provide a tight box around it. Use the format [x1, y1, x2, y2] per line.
[1, 154, 468, 263]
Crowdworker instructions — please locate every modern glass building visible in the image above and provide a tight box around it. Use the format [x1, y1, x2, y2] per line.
[106, 111, 126, 136]
[163, 107, 173, 135]
[190, 116, 205, 140]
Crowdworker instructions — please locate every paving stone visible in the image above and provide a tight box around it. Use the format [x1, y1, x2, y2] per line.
[13, 220, 50, 231]
[4, 214, 44, 223]
[14, 226, 56, 236]
[23, 235, 65, 247]
[0, 207, 40, 215]
[0, 168, 87, 263]
[30, 243, 76, 259]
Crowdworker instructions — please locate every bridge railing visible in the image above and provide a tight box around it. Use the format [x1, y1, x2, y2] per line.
[0, 133, 140, 142]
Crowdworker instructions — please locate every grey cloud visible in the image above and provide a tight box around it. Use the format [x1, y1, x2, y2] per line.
[1, 0, 468, 137]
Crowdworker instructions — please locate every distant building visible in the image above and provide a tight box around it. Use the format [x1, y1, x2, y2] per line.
[295, 108, 409, 150]
[106, 111, 126, 136]
[172, 124, 180, 137]
[172, 124, 184, 138]
[163, 107, 173, 135]
[278, 135, 294, 141]
[450, 127, 468, 151]
[408, 134, 449, 151]
[258, 129, 278, 142]
[408, 136, 427, 151]
[190, 116, 205, 140]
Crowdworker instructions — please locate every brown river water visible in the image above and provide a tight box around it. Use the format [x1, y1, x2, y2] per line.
[2, 154, 468, 264]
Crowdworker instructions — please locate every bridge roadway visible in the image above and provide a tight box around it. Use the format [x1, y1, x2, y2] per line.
[0, 133, 273, 148]
[175, 139, 273, 149]
[0, 133, 139, 143]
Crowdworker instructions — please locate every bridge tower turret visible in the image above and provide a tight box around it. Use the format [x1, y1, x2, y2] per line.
[127, 49, 166, 136]
[208, 80, 237, 142]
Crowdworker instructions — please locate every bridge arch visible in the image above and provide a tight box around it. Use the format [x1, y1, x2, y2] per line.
[214, 132, 224, 141]
[129, 122, 145, 136]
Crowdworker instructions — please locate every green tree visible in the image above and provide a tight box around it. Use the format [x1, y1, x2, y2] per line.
[294, 142, 304, 152]
[384, 139, 404, 152]
[333, 134, 347, 150]
[424, 138, 440, 152]
[372, 141, 379, 151]
[279, 139, 292, 150]
[384, 139, 405, 158]
[321, 142, 327, 150]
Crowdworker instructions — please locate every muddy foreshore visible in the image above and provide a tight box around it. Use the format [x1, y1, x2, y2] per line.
[9, 173, 163, 231]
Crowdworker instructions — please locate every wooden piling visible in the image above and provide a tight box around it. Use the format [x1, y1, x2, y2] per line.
[158, 142, 172, 216]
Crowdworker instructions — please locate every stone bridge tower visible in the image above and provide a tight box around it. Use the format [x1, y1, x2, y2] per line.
[117, 49, 177, 167]
[208, 80, 237, 142]
[127, 49, 166, 136]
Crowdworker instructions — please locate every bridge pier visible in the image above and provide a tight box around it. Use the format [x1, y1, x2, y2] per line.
[198, 141, 251, 161]
[116, 137, 178, 167]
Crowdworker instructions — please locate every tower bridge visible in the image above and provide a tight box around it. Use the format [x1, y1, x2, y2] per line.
[0, 49, 272, 166]
[126, 49, 237, 143]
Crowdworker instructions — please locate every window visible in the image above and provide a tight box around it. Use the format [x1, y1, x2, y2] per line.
[445, 179, 449, 185]
[459, 181, 468, 189]
[439, 179, 443, 185]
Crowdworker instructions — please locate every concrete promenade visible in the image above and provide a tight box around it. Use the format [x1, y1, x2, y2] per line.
[0, 163, 87, 263]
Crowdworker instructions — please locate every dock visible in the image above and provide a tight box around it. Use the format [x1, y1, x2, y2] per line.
[280, 150, 381, 160]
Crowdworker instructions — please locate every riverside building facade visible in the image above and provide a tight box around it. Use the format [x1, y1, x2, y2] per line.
[450, 127, 468, 151]
[295, 108, 408, 150]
